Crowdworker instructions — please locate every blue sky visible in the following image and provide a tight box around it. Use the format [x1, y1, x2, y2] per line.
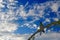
[0, 0, 60, 40]
[14, 0, 60, 34]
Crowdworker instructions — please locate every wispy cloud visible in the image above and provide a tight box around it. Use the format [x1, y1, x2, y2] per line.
[16, 1, 60, 29]
[0, 0, 60, 40]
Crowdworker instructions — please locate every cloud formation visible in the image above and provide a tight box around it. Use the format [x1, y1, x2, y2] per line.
[16, 1, 60, 29]
[0, 33, 27, 40]
[0, 0, 60, 40]
[34, 32, 60, 40]
[0, 22, 18, 32]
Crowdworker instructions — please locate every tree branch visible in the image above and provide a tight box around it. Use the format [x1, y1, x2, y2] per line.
[28, 20, 60, 40]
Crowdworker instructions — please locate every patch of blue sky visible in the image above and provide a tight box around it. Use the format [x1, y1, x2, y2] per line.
[44, 12, 57, 20]
[10, 0, 60, 34]
[0, 0, 60, 40]
[17, 0, 54, 5]
[12, 18, 26, 25]
[26, 16, 36, 21]
[17, 0, 28, 5]
[58, 7, 60, 11]
[49, 12, 57, 18]
[33, 18, 45, 26]
[14, 26, 37, 34]
[46, 25, 60, 33]
[44, 5, 52, 12]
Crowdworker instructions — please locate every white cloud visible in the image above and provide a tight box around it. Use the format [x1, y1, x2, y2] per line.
[12, 1, 60, 30]
[16, 1, 60, 26]
[21, 23, 37, 29]
[0, 6, 18, 33]
[0, 0, 3, 3]
[0, 3, 5, 8]
[9, 0, 14, 2]
[0, 22, 18, 32]
[45, 18, 50, 22]
[7, 3, 17, 10]
[0, 32, 59, 40]
[43, 18, 51, 24]
[0, 4, 18, 33]
[56, 12, 60, 19]
[53, 18, 59, 21]
[0, 1, 60, 40]
[25, 2, 29, 7]
[0, 33, 29, 40]
[0, 10, 18, 21]
[33, 24, 37, 28]
[50, 3, 59, 12]
[34, 32, 60, 40]
[17, 4, 45, 19]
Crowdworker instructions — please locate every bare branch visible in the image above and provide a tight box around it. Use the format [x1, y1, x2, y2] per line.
[28, 20, 60, 40]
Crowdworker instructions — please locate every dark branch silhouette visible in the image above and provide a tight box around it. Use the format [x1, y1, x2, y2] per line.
[45, 20, 60, 28]
[28, 20, 60, 40]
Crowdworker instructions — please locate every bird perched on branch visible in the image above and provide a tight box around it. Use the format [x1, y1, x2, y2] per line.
[28, 20, 60, 40]
[38, 22, 45, 35]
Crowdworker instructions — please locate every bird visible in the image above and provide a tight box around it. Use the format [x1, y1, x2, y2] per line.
[28, 20, 60, 40]
[38, 22, 45, 35]
[28, 22, 45, 40]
